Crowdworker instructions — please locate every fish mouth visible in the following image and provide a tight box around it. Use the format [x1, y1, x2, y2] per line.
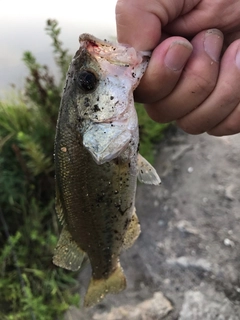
[79, 33, 151, 67]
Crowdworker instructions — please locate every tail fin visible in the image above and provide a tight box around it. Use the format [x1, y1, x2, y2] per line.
[84, 263, 126, 307]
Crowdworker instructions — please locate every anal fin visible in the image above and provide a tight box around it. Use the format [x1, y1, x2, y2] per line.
[84, 263, 126, 307]
[53, 226, 86, 271]
[137, 153, 161, 185]
[122, 208, 141, 250]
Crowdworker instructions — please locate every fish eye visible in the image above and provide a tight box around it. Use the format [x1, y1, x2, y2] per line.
[78, 70, 98, 92]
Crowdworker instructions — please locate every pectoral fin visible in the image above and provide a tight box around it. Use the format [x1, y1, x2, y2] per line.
[137, 154, 161, 185]
[53, 226, 86, 271]
[84, 263, 126, 307]
[83, 123, 131, 164]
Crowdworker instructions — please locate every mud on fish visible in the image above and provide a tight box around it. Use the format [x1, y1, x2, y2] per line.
[53, 33, 161, 307]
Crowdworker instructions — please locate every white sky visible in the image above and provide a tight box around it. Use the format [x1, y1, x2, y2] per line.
[2, 0, 117, 22]
[0, 0, 118, 93]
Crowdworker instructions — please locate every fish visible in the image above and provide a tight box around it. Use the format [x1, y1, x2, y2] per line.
[53, 33, 161, 307]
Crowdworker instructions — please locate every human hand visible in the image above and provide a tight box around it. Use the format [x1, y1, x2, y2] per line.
[116, 0, 240, 135]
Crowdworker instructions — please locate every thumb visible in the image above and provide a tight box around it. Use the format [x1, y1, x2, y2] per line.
[115, 0, 200, 51]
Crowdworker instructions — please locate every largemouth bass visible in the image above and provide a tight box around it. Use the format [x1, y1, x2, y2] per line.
[53, 34, 161, 307]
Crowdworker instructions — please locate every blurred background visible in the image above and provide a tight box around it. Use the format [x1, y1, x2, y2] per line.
[0, 2, 168, 319]
[0, 0, 117, 96]
[1, 2, 240, 320]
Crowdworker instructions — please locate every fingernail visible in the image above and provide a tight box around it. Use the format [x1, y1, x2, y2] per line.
[235, 46, 240, 69]
[164, 41, 193, 71]
[204, 29, 223, 62]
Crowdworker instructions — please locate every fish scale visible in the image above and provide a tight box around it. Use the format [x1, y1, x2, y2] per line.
[56, 126, 135, 273]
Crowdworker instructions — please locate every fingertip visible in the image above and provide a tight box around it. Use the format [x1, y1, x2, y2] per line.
[164, 40, 193, 71]
[203, 29, 223, 62]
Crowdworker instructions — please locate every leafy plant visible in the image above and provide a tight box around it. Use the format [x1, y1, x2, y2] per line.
[136, 103, 169, 163]
[0, 19, 77, 320]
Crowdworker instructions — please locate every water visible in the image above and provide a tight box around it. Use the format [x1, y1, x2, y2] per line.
[0, 0, 117, 97]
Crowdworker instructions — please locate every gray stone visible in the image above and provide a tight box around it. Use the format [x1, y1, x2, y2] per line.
[93, 292, 172, 320]
[167, 256, 212, 272]
[65, 292, 172, 320]
[225, 184, 236, 201]
[176, 220, 199, 235]
[179, 290, 239, 320]
[170, 144, 193, 161]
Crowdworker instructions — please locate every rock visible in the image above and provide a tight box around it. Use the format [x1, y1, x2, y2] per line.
[224, 238, 235, 247]
[176, 220, 199, 235]
[64, 306, 85, 320]
[93, 292, 172, 320]
[225, 184, 235, 201]
[170, 144, 193, 161]
[167, 256, 212, 272]
[187, 166, 193, 173]
[65, 292, 173, 320]
[158, 219, 166, 226]
[179, 289, 240, 320]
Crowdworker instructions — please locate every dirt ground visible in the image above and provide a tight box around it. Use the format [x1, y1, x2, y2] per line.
[65, 127, 240, 320]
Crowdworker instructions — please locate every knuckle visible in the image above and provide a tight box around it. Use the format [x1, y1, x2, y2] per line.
[208, 106, 240, 136]
[145, 103, 171, 123]
[223, 114, 240, 135]
[218, 81, 240, 105]
[189, 72, 216, 96]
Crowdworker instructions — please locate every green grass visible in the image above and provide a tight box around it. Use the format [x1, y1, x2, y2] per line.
[136, 103, 169, 163]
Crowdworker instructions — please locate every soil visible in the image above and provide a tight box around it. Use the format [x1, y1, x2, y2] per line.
[65, 127, 240, 320]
